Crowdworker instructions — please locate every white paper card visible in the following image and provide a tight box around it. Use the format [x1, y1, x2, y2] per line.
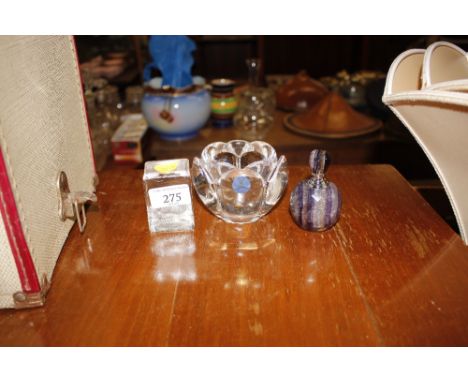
[148, 184, 192, 209]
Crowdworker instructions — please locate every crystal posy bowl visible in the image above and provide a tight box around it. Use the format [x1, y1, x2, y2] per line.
[192, 140, 288, 224]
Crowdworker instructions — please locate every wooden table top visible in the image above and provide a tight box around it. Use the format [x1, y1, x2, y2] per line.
[1, 165, 467, 346]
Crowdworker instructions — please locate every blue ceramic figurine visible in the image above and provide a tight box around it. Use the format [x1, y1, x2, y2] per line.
[143, 35, 196, 88]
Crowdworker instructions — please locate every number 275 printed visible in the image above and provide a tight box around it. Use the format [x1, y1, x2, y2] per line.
[162, 193, 182, 203]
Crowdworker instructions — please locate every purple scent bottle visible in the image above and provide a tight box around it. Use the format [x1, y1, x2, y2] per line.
[290, 149, 341, 231]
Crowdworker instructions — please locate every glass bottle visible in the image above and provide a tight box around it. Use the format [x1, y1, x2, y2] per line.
[121, 85, 144, 121]
[96, 85, 122, 131]
[234, 58, 275, 140]
[289, 149, 341, 231]
[337, 70, 366, 109]
[85, 93, 112, 171]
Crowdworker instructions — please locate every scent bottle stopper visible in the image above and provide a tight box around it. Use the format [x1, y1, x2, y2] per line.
[289, 149, 341, 231]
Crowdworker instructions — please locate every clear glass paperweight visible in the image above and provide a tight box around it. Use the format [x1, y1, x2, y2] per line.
[192, 140, 288, 224]
[143, 159, 195, 232]
[290, 149, 341, 231]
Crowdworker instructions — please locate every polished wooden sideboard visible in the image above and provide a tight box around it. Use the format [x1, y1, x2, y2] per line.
[0, 165, 467, 346]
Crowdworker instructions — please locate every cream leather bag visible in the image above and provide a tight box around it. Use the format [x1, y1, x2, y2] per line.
[0, 36, 97, 308]
[383, 42, 468, 244]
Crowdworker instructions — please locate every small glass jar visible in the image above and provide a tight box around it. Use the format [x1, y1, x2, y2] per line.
[96, 85, 122, 131]
[122, 85, 144, 119]
[85, 93, 112, 171]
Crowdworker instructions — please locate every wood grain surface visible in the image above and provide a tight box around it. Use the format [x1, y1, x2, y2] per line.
[0, 165, 467, 346]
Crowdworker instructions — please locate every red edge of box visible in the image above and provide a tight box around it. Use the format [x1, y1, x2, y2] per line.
[0, 148, 40, 293]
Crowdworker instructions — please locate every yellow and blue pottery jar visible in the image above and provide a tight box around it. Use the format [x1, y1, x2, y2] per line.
[210, 79, 238, 128]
